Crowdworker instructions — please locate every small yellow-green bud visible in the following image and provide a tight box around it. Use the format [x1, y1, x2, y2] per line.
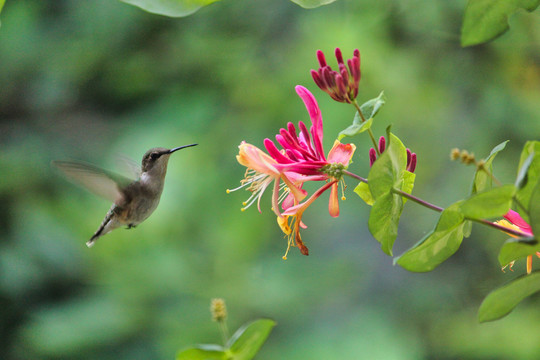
[211, 298, 227, 322]
[450, 148, 460, 160]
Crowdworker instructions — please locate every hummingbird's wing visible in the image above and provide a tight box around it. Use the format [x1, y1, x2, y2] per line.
[115, 155, 141, 179]
[53, 161, 133, 204]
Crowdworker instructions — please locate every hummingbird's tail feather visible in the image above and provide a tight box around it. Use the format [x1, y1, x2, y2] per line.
[87, 206, 117, 247]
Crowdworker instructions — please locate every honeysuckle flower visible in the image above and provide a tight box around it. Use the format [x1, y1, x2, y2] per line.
[368, 136, 417, 173]
[496, 209, 539, 274]
[231, 85, 356, 258]
[229, 142, 307, 216]
[311, 48, 361, 104]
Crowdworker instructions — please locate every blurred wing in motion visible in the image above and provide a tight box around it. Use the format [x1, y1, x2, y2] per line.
[53, 161, 133, 203]
[116, 154, 141, 179]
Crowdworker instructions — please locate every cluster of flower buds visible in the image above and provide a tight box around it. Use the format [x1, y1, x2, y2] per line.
[450, 148, 476, 165]
[311, 48, 361, 104]
[369, 136, 417, 173]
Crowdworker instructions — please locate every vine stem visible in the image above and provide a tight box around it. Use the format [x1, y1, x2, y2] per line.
[352, 100, 380, 156]
[343, 170, 530, 238]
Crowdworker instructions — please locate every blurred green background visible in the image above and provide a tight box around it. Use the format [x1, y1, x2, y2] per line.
[1, 0, 540, 359]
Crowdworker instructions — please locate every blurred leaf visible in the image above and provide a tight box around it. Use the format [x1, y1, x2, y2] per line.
[120, 0, 220, 17]
[338, 118, 373, 140]
[0, 0, 5, 14]
[498, 237, 538, 266]
[471, 140, 508, 194]
[529, 178, 540, 238]
[515, 152, 535, 189]
[359, 91, 386, 121]
[460, 184, 515, 220]
[228, 319, 276, 360]
[396, 205, 465, 272]
[290, 0, 337, 9]
[368, 191, 403, 256]
[176, 345, 227, 360]
[354, 181, 374, 206]
[368, 130, 408, 199]
[478, 271, 540, 322]
[461, 0, 540, 47]
[515, 141, 540, 222]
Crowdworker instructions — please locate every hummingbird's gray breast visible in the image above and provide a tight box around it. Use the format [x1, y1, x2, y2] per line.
[117, 180, 164, 225]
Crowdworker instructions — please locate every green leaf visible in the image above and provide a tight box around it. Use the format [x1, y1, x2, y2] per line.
[176, 345, 227, 360]
[354, 181, 373, 206]
[471, 140, 508, 194]
[529, 178, 540, 239]
[338, 118, 373, 141]
[515, 152, 535, 189]
[368, 192, 403, 256]
[460, 184, 515, 220]
[0, 0, 5, 15]
[368, 131, 408, 199]
[498, 237, 538, 266]
[120, 0, 220, 17]
[395, 205, 465, 272]
[515, 141, 540, 222]
[401, 170, 416, 204]
[359, 91, 385, 121]
[461, 0, 540, 47]
[227, 319, 276, 360]
[478, 271, 540, 322]
[290, 0, 337, 9]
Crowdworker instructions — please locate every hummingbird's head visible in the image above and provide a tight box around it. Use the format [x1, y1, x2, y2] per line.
[141, 144, 198, 175]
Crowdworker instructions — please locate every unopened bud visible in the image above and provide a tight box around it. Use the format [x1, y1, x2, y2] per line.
[211, 298, 227, 322]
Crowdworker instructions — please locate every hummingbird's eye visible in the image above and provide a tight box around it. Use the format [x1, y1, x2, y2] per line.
[150, 153, 160, 160]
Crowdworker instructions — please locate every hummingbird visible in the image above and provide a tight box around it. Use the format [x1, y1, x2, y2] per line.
[53, 144, 198, 247]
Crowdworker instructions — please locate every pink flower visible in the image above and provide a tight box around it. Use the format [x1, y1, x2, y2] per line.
[231, 86, 356, 258]
[496, 209, 539, 274]
[311, 48, 361, 104]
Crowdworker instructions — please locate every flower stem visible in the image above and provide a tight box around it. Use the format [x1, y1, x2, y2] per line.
[352, 100, 379, 156]
[343, 171, 530, 238]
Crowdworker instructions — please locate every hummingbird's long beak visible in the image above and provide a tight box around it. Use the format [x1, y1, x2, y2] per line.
[168, 144, 198, 154]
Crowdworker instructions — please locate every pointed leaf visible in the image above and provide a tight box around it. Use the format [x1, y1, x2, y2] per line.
[290, 0, 337, 9]
[354, 181, 374, 206]
[460, 184, 515, 220]
[471, 140, 508, 194]
[401, 170, 416, 204]
[368, 192, 403, 256]
[529, 178, 540, 239]
[515, 141, 540, 222]
[120, 0, 220, 17]
[498, 237, 538, 266]
[338, 118, 373, 140]
[478, 271, 540, 322]
[227, 319, 276, 360]
[396, 206, 465, 272]
[461, 0, 540, 47]
[358, 91, 385, 121]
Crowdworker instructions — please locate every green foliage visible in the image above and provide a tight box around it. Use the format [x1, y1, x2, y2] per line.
[515, 141, 540, 222]
[354, 181, 373, 206]
[498, 237, 538, 266]
[459, 184, 515, 220]
[120, 0, 220, 17]
[471, 141, 508, 194]
[461, 0, 540, 46]
[338, 92, 385, 140]
[395, 205, 465, 272]
[290, 0, 337, 9]
[478, 272, 540, 322]
[366, 130, 414, 256]
[176, 319, 276, 360]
